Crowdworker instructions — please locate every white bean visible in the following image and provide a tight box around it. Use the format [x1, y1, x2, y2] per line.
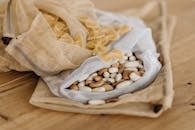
[130, 72, 141, 81]
[88, 99, 105, 105]
[129, 56, 136, 61]
[123, 56, 128, 60]
[92, 87, 106, 92]
[119, 59, 126, 64]
[110, 73, 117, 78]
[107, 78, 115, 83]
[108, 67, 118, 73]
[78, 74, 89, 82]
[125, 61, 139, 68]
[116, 80, 133, 89]
[87, 73, 98, 80]
[125, 67, 138, 71]
[103, 72, 110, 78]
[79, 86, 92, 92]
[78, 81, 85, 87]
[126, 51, 133, 57]
[102, 78, 108, 81]
[115, 73, 122, 81]
[138, 64, 144, 69]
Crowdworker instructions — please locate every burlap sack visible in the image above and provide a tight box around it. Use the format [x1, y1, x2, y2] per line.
[29, 1, 176, 118]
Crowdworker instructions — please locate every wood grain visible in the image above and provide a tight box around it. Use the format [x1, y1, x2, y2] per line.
[0, 0, 195, 130]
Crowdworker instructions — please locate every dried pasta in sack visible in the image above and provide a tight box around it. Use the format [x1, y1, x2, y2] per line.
[2, 0, 97, 76]
[2, 0, 128, 76]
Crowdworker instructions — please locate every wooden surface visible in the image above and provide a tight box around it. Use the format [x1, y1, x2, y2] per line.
[0, 0, 195, 130]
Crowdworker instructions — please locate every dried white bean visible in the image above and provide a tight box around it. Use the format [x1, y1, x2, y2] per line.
[79, 86, 92, 92]
[110, 73, 117, 78]
[129, 56, 136, 61]
[130, 72, 141, 81]
[102, 78, 108, 81]
[78, 81, 85, 87]
[88, 100, 105, 105]
[123, 56, 128, 60]
[87, 73, 98, 80]
[115, 73, 122, 81]
[119, 59, 126, 64]
[126, 51, 133, 57]
[91, 73, 98, 77]
[116, 80, 133, 89]
[92, 87, 106, 92]
[103, 72, 110, 78]
[138, 64, 144, 69]
[125, 61, 139, 68]
[78, 74, 89, 82]
[107, 78, 115, 83]
[108, 67, 118, 73]
[125, 67, 138, 71]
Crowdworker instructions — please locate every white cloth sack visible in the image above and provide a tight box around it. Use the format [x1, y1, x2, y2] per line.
[43, 10, 162, 103]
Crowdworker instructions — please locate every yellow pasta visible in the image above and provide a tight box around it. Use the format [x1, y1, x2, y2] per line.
[41, 11, 130, 61]
[116, 25, 130, 35]
[101, 49, 123, 61]
[59, 33, 74, 44]
[42, 12, 58, 27]
[74, 33, 84, 47]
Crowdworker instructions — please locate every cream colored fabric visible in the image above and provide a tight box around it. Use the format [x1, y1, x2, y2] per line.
[6, 13, 91, 76]
[29, 1, 176, 118]
[3, 0, 39, 38]
[0, 43, 28, 72]
[33, 0, 97, 48]
[0, 0, 28, 72]
[1, 0, 95, 76]
[0, 0, 128, 74]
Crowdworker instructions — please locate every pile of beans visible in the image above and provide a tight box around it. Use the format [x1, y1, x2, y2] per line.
[68, 51, 145, 105]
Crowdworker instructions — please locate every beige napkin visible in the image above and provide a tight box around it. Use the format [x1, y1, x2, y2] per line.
[29, 1, 176, 118]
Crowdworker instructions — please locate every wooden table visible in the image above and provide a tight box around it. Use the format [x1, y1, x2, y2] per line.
[0, 0, 195, 130]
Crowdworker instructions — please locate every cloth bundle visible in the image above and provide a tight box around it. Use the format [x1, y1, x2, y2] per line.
[0, 0, 175, 118]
